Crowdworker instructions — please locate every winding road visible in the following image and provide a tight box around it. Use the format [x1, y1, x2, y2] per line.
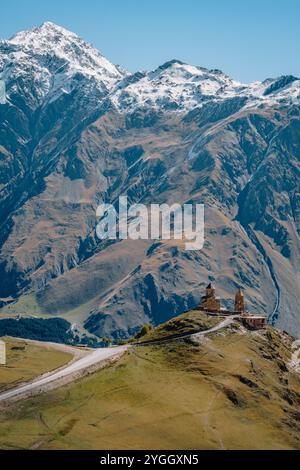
[0, 345, 128, 403]
[0, 317, 234, 403]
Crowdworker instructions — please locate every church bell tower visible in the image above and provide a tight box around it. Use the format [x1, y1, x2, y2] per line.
[235, 289, 245, 312]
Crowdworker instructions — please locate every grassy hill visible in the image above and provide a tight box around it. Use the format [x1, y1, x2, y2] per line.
[0, 337, 73, 393]
[0, 312, 299, 450]
[133, 310, 220, 343]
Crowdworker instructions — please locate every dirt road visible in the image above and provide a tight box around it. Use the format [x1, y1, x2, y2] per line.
[0, 345, 128, 402]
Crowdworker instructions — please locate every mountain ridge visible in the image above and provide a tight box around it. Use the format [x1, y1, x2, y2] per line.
[0, 23, 299, 340]
[2, 22, 300, 112]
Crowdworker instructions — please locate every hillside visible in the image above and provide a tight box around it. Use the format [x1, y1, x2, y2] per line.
[132, 309, 220, 343]
[0, 337, 74, 393]
[0, 22, 299, 339]
[0, 312, 299, 450]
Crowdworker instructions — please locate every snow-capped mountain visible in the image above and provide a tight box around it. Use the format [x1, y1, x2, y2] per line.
[111, 59, 300, 113]
[1, 22, 299, 113]
[0, 22, 127, 107]
[0, 23, 299, 340]
[110, 60, 244, 111]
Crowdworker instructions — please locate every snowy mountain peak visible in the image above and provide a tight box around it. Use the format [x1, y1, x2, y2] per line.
[111, 58, 244, 112]
[1, 23, 299, 114]
[10, 21, 77, 44]
[111, 58, 300, 113]
[8, 22, 126, 86]
[0, 22, 128, 107]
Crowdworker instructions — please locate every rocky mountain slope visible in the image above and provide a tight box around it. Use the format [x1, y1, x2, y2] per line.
[0, 22, 299, 339]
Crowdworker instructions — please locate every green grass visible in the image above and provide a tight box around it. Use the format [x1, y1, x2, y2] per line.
[0, 325, 299, 450]
[134, 310, 220, 343]
[0, 294, 96, 336]
[0, 294, 48, 318]
[0, 337, 73, 393]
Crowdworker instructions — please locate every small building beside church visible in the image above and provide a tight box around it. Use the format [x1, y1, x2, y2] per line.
[240, 314, 267, 330]
[0, 340, 6, 365]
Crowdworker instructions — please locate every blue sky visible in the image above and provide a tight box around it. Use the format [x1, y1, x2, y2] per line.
[1, 0, 299, 82]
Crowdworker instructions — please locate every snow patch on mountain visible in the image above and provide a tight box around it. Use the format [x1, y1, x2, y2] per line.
[110, 59, 300, 113]
[110, 60, 245, 112]
[9, 22, 126, 87]
[244, 78, 300, 109]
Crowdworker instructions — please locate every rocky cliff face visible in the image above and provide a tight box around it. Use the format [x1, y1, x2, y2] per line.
[0, 23, 299, 339]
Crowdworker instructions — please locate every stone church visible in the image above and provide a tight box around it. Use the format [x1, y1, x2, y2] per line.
[199, 283, 266, 330]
